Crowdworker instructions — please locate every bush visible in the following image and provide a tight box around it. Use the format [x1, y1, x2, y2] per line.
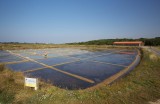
[149, 54, 158, 61]
[0, 64, 5, 71]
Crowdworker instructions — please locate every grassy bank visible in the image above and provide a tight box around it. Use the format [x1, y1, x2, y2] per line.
[0, 49, 160, 104]
[0, 64, 52, 104]
[0, 43, 139, 50]
[0, 43, 110, 50]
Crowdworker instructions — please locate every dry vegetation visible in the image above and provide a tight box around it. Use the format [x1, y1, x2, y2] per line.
[0, 64, 53, 104]
[0, 43, 139, 50]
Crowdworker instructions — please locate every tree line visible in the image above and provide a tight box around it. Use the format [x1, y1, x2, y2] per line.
[67, 37, 160, 46]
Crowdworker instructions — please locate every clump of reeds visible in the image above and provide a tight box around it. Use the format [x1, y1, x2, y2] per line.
[149, 53, 158, 61]
[0, 64, 5, 71]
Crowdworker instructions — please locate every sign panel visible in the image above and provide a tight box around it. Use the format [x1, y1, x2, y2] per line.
[25, 77, 38, 90]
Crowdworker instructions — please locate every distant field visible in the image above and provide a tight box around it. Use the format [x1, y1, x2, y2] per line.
[0, 43, 108, 50]
[0, 43, 140, 50]
[0, 47, 160, 104]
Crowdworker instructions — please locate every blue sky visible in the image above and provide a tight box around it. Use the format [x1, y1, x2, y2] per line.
[0, 0, 160, 43]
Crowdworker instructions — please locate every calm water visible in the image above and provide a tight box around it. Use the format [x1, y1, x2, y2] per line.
[0, 48, 138, 90]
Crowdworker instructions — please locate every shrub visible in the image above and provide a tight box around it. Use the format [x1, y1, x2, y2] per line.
[0, 64, 5, 71]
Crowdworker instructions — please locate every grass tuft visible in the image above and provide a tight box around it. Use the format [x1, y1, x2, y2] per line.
[0, 64, 5, 72]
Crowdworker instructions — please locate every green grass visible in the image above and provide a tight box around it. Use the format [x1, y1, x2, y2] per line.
[0, 64, 51, 104]
[0, 64, 23, 103]
[0, 49, 160, 104]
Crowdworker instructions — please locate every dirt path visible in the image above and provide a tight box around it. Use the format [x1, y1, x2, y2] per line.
[150, 47, 160, 56]
[142, 46, 160, 56]
[149, 99, 160, 104]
